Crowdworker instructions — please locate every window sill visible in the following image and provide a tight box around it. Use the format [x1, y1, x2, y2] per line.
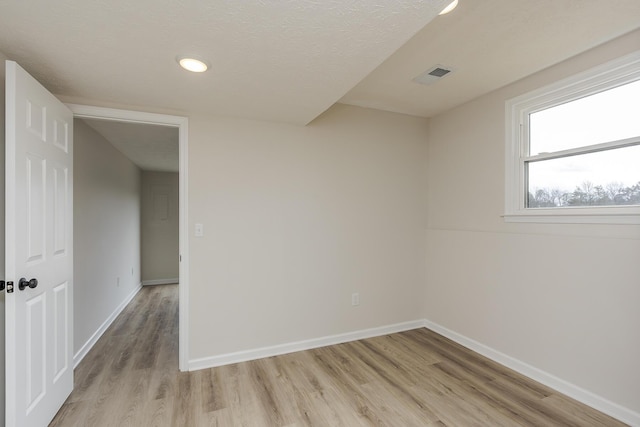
[503, 208, 640, 225]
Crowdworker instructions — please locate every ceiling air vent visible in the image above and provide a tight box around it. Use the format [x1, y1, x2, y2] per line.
[412, 65, 455, 85]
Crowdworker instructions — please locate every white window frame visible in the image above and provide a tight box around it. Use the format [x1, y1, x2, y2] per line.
[504, 50, 640, 225]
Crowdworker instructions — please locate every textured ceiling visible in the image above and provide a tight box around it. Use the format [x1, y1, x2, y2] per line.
[0, 0, 449, 125]
[340, 0, 640, 117]
[2, 1, 639, 171]
[81, 119, 179, 173]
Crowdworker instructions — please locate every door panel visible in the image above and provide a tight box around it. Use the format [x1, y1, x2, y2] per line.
[25, 293, 46, 411]
[53, 281, 69, 381]
[53, 165, 69, 256]
[26, 154, 46, 262]
[5, 60, 74, 427]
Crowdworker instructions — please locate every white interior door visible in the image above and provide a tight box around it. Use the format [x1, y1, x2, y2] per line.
[5, 61, 74, 427]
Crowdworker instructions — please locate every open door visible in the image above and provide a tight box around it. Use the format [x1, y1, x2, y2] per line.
[5, 61, 73, 426]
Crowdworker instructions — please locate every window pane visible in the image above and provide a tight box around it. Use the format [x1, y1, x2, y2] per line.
[527, 144, 640, 207]
[529, 79, 640, 155]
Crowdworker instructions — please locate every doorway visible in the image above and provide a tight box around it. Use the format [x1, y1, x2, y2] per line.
[69, 104, 189, 371]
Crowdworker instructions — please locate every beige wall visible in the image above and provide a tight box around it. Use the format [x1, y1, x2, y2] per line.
[142, 171, 179, 284]
[188, 104, 429, 358]
[425, 29, 640, 414]
[0, 49, 9, 425]
[74, 119, 142, 356]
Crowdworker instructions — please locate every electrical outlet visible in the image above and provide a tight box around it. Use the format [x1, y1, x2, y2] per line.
[131, 268, 134, 276]
[352, 293, 360, 306]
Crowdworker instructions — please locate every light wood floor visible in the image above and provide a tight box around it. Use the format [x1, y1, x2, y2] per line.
[50, 285, 627, 426]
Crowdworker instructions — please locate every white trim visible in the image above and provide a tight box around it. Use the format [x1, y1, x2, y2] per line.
[524, 135, 640, 163]
[68, 104, 186, 127]
[505, 50, 640, 224]
[422, 319, 640, 427]
[503, 212, 640, 224]
[67, 103, 190, 371]
[188, 320, 425, 371]
[178, 117, 190, 372]
[142, 278, 179, 286]
[73, 283, 142, 367]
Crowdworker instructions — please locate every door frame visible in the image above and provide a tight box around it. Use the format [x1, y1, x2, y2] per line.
[67, 104, 190, 371]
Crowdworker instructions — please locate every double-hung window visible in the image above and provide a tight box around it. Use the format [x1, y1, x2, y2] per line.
[505, 51, 640, 224]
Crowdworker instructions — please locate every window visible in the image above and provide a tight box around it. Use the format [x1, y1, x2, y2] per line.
[505, 51, 640, 224]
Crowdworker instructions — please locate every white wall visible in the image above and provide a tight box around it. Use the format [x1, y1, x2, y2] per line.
[425, 29, 640, 416]
[0, 49, 9, 426]
[141, 171, 179, 284]
[188, 104, 429, 359]
[74, 119, 142, 357]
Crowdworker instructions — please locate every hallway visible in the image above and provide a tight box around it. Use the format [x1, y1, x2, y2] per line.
[51, 285, 179, 426]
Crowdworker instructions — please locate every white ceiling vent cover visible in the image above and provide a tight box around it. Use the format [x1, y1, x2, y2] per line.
[413, 65, 455, 85]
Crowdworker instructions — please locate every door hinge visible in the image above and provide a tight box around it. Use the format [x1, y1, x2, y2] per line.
[0, 280, 4, 291]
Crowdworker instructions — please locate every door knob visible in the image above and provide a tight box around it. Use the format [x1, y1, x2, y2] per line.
[18, 277, 38, 291]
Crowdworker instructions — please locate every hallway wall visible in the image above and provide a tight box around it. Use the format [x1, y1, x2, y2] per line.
[73, 119, 142, 362]
[141, 171, 179, 285]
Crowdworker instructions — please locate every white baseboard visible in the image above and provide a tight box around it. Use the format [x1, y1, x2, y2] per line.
[73, 283, 142, 368]
[142, 278, 179, 286]
[188, 319, 425, 372]
[422, 319, 640, 427]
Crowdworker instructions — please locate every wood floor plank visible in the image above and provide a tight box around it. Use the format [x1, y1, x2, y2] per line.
[199, 367, 227, 413]
[217, 362, 272, 427]
[171, 371, 201, 426]
[50, 285, 629, 426]
[48, 401, 88, 427]
[346, 340, 441, 422]
[140, 397, 173, 427]
[359, 380, 440, 427]
[203, 407, 236, 426]
[309, 346, 393, 425]
[416, 364, 533, 426]
[543, 393, 629, 427]
[280, 352, 364, 426]
[112, 368, 154, 427]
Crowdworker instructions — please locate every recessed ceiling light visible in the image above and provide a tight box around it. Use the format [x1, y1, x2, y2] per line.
[439, 0, 458, 15]
[177, 56, 209, 73]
